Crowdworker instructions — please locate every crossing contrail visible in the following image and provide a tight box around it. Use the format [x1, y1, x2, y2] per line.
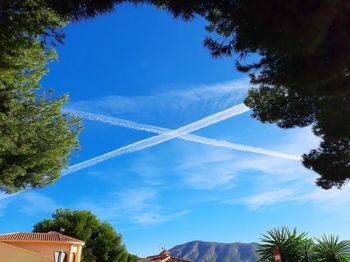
[0, 104, 299, 201]
[64, 107, 301, 162]
[63, 108, 167, 134]
[63, 104, 252, 175]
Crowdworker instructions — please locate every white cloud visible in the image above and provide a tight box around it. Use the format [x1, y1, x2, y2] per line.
[231, 127, 320, 186]
[231, 189, 296, 210]
[295, 186, 350, 219]
[0, 193, 17, 217]
[0, 191, 59, 217]
[272, 126, 321, 155]
[0, 192, 14, 201]
[176, 149, 239, 190]
[68, 79, 249, 116]
[182, 171, 236, 190]
[115, 188, 157, 211]
[226, 185, 350, 221]
[161, 125, 350, 223]
[169, 126, 319, 191]
[74, 187, 190, 225]
[115, 189, 190, 225]
[17, 192, 60, 215]
[125, 160, 165, 186]
[73, 188, 157, 222]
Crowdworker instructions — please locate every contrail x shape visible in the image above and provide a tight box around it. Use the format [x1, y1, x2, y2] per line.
[64, 104, 251, 175]
[64, 108, 301, 163]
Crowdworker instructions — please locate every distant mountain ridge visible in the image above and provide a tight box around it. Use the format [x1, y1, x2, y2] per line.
[169, 240, 259, 262]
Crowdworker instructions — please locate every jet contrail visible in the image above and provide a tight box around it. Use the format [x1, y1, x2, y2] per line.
[0, 104, 299, 201]
[63, 104, 251, 175]
[63, 108, 167, 134]
[64, 107, 301, 161]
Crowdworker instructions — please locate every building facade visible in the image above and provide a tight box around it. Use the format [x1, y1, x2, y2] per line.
[0, 231, 84, 262]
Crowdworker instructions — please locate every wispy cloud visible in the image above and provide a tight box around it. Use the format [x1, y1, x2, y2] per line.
[75, 188, 190, 225]
[0, 192, 17, 201]
[125, 159, 165, 186]
[228, 185, 350, 220]
[136, 128, 297, 191]
[215, 129, 350, 218]
[0, 193, 17, 217]
[134, 210, 191, 225]
[295, 186, 350, 219]
[0, 191, 60, 217]
[230, 189, 296, 210]
[166, 126, 350, 221]
[17, 192, 60, 215]
[173, 135, 306, 191]
[115, 189, 157, 211]
[115, 188, 191, 225]
[68, 79, 249, 116]
[177, 150, 238, 190]
[182, 171, 236, 190]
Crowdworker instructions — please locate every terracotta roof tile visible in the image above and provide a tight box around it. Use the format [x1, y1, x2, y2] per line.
[0, 232, 84, 244]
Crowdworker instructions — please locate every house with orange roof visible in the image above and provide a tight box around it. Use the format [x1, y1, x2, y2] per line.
[0, 231, 84, 262]
[139, 249, 191, 262]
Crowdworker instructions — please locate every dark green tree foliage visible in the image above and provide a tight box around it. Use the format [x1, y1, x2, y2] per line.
[0, 1, 81, 193]
[127, 254, 139, 262]
[303, 139, 350, 189]
[149, 0, 350, 189]
[0, 1, 65, 71]
[244, 86, 317, 129]
[157, 0, 349, 95]
[33, 209, 100, 242]
[44, 0, 122, 21]
[0, 42, 81, 193]
[33, 209, 138, 262]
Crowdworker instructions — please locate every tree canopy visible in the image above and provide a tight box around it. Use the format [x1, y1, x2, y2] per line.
[33, 208, 138, 262]
[0, 38, 81, 193]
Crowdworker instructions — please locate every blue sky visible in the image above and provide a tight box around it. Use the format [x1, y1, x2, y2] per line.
[1, 3, 350, 257]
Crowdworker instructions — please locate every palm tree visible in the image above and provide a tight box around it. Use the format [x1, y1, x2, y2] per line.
[314, 235, 350, 262]
[258, 227, 310, 261]
[300, 238, 316, 262]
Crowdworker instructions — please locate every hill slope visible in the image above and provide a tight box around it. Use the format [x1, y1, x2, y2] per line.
[169, 241, 259, 262]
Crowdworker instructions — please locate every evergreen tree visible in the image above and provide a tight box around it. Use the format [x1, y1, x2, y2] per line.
[0, 41, 80, 193]
[0, 1, 81, 193]
[33, 209, 138, 262]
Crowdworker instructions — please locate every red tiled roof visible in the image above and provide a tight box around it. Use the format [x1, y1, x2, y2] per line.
[0, 231, 84, 244]
[140, 250, 191, 262]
